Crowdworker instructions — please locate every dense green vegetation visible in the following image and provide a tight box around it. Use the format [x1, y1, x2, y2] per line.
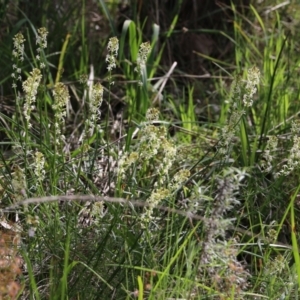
[1, 0, 300, 299]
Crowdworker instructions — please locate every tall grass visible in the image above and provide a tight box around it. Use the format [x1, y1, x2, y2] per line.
[1, 1, 300, 299]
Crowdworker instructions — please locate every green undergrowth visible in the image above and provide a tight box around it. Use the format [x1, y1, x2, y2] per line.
[1, 1, 300, 299]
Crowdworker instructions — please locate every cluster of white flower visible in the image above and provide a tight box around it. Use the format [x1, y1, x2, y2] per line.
[261, 135, 278, 172]
[278, 134, 300, 176]
[243, 66, 260, 107]
[34, 151, 46, 183]
[118, 108, 183, 226]
[36, 27, 49, 69]
[106, 36, 119, 73]
[22, 68, 42, 128]
[12, 32, 26, 89]
[135, 42, 151, 86]
[11, 165, 27, 202]
[198, 169, 249, 296]
[88, 83, 104, 133]
[52, 82, 70, 146]
[140, 169, 190, 226]
[118, 108, 177, 182]
[12, 32, 25, 62]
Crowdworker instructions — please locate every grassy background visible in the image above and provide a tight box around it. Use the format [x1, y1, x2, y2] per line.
[1, 0, 300, 299]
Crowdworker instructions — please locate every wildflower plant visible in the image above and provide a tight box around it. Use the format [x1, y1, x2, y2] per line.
[12, 32, 26, 62]
[106, 36, 119, 84]
[118, 108, 176, 185]
[220, 74, 244, 155]
[35, 27, 48, 69]
[34, 151, 46, 184]
[135, 41, 151, 86]
[200, 168, 246, 249]
[277, 121, 300, 176]
[106, 36, 119, 71]
[261, 135, 278, 172]
[78, 201, 107, 227]
[140, 169, 190, 226]
[12, 31, 26, 90]
[243, 66, 260, 107]
[11, 165, 27, 203]
[117, 108, 181, 227]
[22, 68, 42, 129]
[85, 82, 104, 138]
[52, 82, 69, 147]
[197, 168, 249, 297]
[220, 67, 260, 156]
